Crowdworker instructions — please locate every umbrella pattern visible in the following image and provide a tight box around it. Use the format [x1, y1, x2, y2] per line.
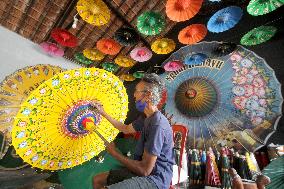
[114, 27, 139, 46]
[137, 11, 166, 36]
[163, 60, 184, 72]
[101, 62, 119, 72]
[40, 42, 64, 57]
[83, 48, 105, 61]
[0, 65, 64, 159]
[184, 53, 208, 65]
[51, 28, 78, 47]
[207, 6, 243, 33]
[263, 156, 284, 189]
[76, 0, 110, 26]
[240, 26, 277, 46]
[178, 24, 207, 45]
[120, 74, 136, 81]
[133, 71, 145, 79]
[74, 52, 93, 65]
[96, 38, 121, 55]
[114, 55, 135, 68]
[151, 38, 176, 54]
[247, 0, 284, 16]
[130, 47, 152, 62]
[12, 68, 128, 170]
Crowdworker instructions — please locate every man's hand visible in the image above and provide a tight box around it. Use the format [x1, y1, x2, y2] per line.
[106, 142, 118, 156]
[90, 101, 106, 116]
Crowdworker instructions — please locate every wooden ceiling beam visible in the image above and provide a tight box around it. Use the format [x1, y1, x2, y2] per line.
[14, 0, 36, 33]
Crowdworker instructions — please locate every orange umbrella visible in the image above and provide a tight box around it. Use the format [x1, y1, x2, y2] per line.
[96, 38, 121, 55]
[178, 24, 207, 44]
[166, 0, 203, 22]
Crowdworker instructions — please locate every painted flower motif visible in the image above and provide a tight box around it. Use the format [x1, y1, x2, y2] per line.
[67, 161, 72, 166]
[246, 74, 254, 83]
[64, 74, 70, 79]
[102, 73, 107, 78]
[25, 149, 32, 156]
[230, 53, 242, 62]
[22, 109, 31, 116]
[40, 88, 46, 94]
[17, 131, 25, 138]
[94, 71, 99, 76]
[232, 86, 245, 96]
[233, 96, 247, 110]
[19, 141, 27, 148]
[90, 151, 95, 156]
[84, 155, 88, 160]
[241, 59, 253, 68]
[254, 108, 266, 117]
[250, 67, 259, 76]
[245, 109, 255, 117]
[75, 71, 80, 76]
[246, 98, 259, 110]
[251, 116, 263, 125]
[41, 160, 47, 165]
[29, 98, 38, 105]
[240, 68, 249, 75]
[18, 121, 27, 127]
[254, 87, 266, 97]
[33, 70, 39, 75]
[244, 84, 254, 97]
[49, 161, 54, 167]
[32, 155, 39, 162]
[252, 77, 265, 88]
[52, 79, 60, 86]
[235, 76, 247, 85]
[58, 162, 63, 167]
[114, 82, 118, 86]
[85, 70, 91, 76]
[259, 99, 267, 107]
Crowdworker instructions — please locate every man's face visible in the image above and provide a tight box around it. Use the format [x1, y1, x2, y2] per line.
[133, 81, 147, 102]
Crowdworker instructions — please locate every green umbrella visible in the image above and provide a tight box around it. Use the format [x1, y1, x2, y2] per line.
[137, 11, 165, 36]
[101, 62, 119, 72]
[263, 156, 284, 189]
[247, 0, 284, 16]
[74, 52, 93, 65]
[240, 25, 277, 46]
[133, 71, 145, 79]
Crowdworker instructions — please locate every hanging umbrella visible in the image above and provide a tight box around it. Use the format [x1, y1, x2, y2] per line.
[165, 0, 204, 22]
[12, 68, 128, 170]
[76, 0, 110, 26]
[74, 52, 93, 65]
[51, 28, 78, 47]
[0, 65, 64, 159]
[120, 74, 136, 81]
[96, 38, 121, 55]
[151, 38, 176, 55]
[240, 26, 277, 46]
[132, 71, 145, 79]
[83, 48, 105, 61]
[163, 60, 184, 72]
[212, 42, 237, 57]
[114, 55, 135, 68]
[207, 6, 243, 33]
[136, 11, 166, 36]
[160, 41, 283, 152]
[101, 62, 119, 72]
[184, 53, 207, 65]
[130, 47, 152, 62]
[178, 24, 207, 45]
[247, 0, 284, 16]
[263, 156, 284, 189]
[114, 27, 139, 46]
[40, 42, 64, 57]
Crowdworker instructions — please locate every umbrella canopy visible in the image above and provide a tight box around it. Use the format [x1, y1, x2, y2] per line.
[151, 38, 176, 54]
[114, 27, 139, 46]
[240, 25, 277, 46]
[132, 71, 145, 79]
[40, 42, 64, 57]
[83, 48, 105, 61]
[101, 62, 119, 72]
[137, 11, 166, 36]
[114, 55, 135, 68]
[164, 60, 184, 72]
[184, 53, 208, 65]
[178, 24, 207, 45]
[247, 0, 284, 16]
[12, 68, 128, 170]
[0, 65, 64, 159]
[160, 41, 283, 152]
[207, 6, 243, 33]
[120, 74, 136, 81]
[166, 0, 204, 22]
[76, 0, 110, 26]
[130, 47, 152, 62]
[74, 52, 93, 65]
[51, 28, 78, 47]
[96, 38, 121, 55]
[263, 156, 284, 189]
[212, 42, 237, 57]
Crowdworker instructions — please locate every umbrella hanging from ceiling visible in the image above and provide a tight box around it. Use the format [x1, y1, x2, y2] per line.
[83, 48, 105, 61]
[101, 62, 119, 72]
[96, 38, 121, 55]
[247, 0, 284, 16]
[151, 38, 176, 54]
[51, 28, 78, 48]
[137, 11, 166, 36]
[40, 42, 64, 57]
[130, 47, 152, 62]
[114, 55, 135, 68]
[74, 52, 93, 65]
[114, 27, 139, 46]
[178, 24, 207, 45]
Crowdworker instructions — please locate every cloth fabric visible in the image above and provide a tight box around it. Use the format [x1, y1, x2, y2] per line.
[132, 111, 175, 189]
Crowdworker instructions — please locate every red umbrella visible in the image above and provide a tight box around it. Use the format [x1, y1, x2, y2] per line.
[96, 38, 121, 55]
[178, 24, 207, 45]
[51, 28, 78, 47]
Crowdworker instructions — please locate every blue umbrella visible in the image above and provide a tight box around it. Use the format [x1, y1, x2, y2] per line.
[207, 6, 243, 33]
[184, 53, 208, 65]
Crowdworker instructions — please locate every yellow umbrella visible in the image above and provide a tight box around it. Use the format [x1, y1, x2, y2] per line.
[0, 65, 64, 159]
[151, 38, 176, 54]
[77, 0, 110, 26]
[120, 74, 136, 81]
[83, 48, 105, 61]
[12, 68, 128, 170]
[114, 55, 135, 68]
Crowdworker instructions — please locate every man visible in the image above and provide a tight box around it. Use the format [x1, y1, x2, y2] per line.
[92, 73, 174, 189]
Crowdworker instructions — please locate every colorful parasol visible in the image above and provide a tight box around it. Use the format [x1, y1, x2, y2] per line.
[101, 62, 119, 72]
[137, 11, 166, 36]
[163, 60, 184, 72]
[0, 65, 64, 159]
[151, 38, 176, 55]
[240, 26, 277, 46]
[114, 55, 135, 68]
[165, 0, 204, 22]
[51, 28, 78, 47]
[83, 48, 105, 61]
[178, 24, 207, 45]
[247, 0, 284, 16]
[114, 27, 139, 46]
[12, 68, 128, 170]
[132, 71, 145, 79]
[120, 74, 136, 82]
[160, 41, 283, 152]
[263, 156, 284, 189]
[207, 6, 243, 33]
[96, 38, 121, 55]
[130, 47, 152, 62]
[40, 42, 64, 57]
[74, 52, 93, 65]
[184, 53, 207, 65]
[76, 0, 110, 26]
[212, 42, 237, 57]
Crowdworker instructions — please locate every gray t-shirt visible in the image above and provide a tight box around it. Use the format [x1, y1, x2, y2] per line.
[132, 111, 174, 189]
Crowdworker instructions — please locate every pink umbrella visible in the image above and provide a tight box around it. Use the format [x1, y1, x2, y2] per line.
[163, 60, 183, 71]
[130, 47, 152, 62]
[40, 42, 64, 57]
